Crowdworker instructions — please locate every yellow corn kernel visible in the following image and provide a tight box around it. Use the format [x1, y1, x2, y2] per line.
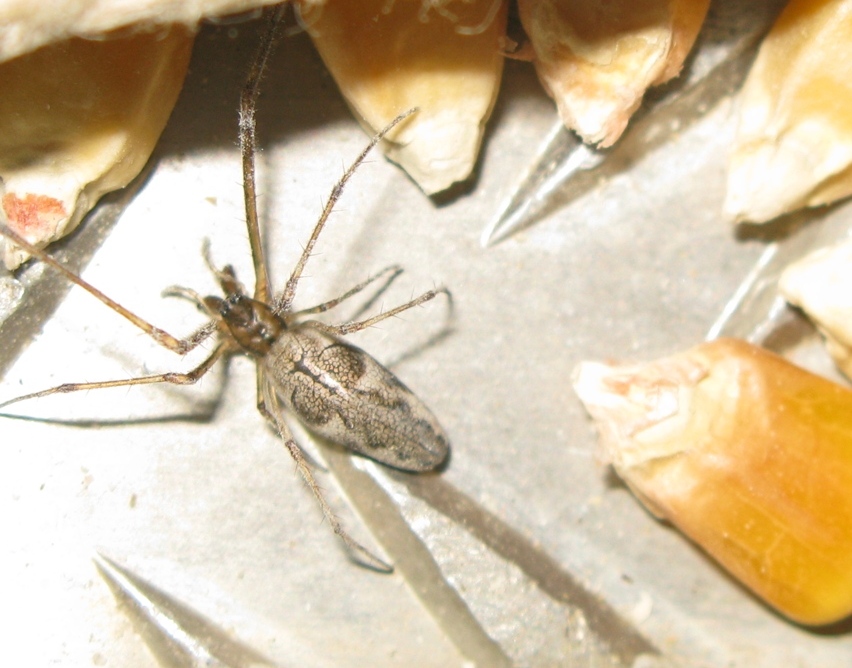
[518, 0, 709, 147]
[725, 0, 852, 223]
[296, 0, 507, 194]
[573, 338, 852, 625]
[0, 26, 195, 269]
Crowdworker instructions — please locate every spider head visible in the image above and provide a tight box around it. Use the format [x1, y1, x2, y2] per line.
[205, 284, 284, 357]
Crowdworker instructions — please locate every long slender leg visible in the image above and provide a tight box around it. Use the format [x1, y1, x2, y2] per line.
[0, 343, 227, 411]
[255, 369, 393, 573]
[240, 5, 287, 304]
[0, 224, 214, 355]
[275, 108, 417, 313]
[312, 287, 453, 337]
[287, 264, 403, 319]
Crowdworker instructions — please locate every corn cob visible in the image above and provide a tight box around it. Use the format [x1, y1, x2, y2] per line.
[573, 338, 852, 625]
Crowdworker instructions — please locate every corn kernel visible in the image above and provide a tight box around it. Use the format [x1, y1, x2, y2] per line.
[573, 338, 852, 625]
[518, 0, 709, 146]
[780, 239, 852, 379]
[0, 26, 195, 269]
[725, 0, 852, 223]
[296, 0, 507, 194]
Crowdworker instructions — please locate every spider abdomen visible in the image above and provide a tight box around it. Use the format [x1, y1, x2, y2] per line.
[266, 325, 449, 472]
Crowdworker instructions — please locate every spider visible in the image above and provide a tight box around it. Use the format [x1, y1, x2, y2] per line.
[0, 6, 450, 572]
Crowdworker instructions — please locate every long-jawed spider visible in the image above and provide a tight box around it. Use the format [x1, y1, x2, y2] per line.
[0, 6, 450, 572]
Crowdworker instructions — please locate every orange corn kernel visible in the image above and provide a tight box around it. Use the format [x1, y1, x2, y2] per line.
[573, 338, 852, 625]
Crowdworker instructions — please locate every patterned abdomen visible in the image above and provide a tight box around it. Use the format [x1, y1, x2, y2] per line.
[266, 325, 449, 471]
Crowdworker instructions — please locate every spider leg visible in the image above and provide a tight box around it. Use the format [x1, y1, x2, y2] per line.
[314, 286, 453, 337]
[276, 109, 417, 313]
[287, 264, 403, 319]
[256, 369, 393, 573]
[0, 224, 217, 356]
[240, 5, 287, 304]
[0, 343, 227, 411]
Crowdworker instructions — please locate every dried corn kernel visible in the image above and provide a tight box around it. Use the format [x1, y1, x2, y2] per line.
[0, 0, 280, 63]
[518, 0, 709, 147]
[0, 26, 195, 269]
[297, 0, 507, 194]
[573, 338, 852, 625]
[725, 0, 852, 223]
[780, 239, 852, 379]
